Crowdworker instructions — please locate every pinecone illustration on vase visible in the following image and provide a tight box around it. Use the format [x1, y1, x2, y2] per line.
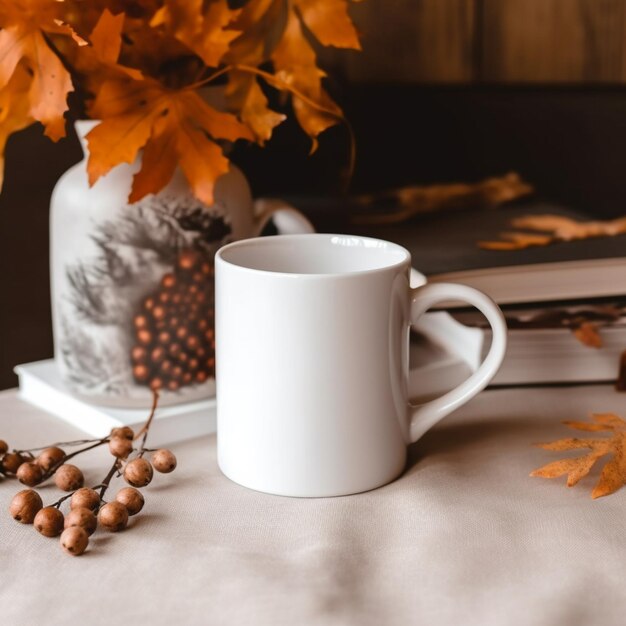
[130, 248, 215, 392]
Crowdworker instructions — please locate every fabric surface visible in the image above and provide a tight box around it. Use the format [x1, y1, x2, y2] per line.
[0, 385, 625, 626]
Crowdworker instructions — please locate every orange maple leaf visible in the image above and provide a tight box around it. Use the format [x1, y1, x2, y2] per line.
[0, 0, 77, 141]
[531, 413, 626, 498]
[271, 8, 342, 152]
[225, 70, 286, 145]
[150, 0, 242, 68]
[223, 0, 358, 149]
[295, 0, 361, 49]
[86, 73, 253, 205]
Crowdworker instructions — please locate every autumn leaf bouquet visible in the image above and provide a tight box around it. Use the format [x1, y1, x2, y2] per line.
[0, 0, 361, 205]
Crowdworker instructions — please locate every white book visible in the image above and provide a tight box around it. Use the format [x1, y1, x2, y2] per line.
[15, 360, 217, 447]
[418, 308, 626, 386]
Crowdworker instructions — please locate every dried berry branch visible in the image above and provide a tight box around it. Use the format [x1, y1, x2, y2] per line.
[5, 392, 177, 556]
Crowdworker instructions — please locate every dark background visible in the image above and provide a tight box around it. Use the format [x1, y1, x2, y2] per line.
[3, 0, 626, 389]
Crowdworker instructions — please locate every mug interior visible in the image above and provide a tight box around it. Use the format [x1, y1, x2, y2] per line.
[218, 234, 410, 275]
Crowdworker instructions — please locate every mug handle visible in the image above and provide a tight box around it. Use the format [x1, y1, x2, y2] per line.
[252, 198, 315, 236]
[408, 282, 507, 442]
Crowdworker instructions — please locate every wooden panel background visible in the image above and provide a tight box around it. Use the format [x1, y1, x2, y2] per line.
[338, 0, 476, 82]
[482, 0, 626, 82]
[332, 0, 626, 83]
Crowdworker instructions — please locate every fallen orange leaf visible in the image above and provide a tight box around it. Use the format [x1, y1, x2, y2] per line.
[531, 413, 626, 498]
[480, 214, 626, 250]
[572, 322, 602, 348]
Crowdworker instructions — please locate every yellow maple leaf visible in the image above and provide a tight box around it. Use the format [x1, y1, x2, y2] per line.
[531, 413, 626, 498]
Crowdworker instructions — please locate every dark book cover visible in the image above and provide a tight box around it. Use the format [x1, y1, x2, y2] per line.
[290, 197, 626, 276]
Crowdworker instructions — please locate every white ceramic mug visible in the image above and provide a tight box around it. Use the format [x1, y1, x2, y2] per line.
[215, 234, 507, 497]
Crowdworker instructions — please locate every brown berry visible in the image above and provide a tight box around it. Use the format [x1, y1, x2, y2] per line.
[98, 501, 129, 532]
[169, 343, 182, 357]
[123, 458, 153, 487]
[196, 371, 208, 383]
[175, 326, 188, 340]
[70, 488, 101, 512]
[16, 461, 44, 486]
[152, 305, 165, 320]
[34, 507, 64, 537]
[0, 440, 8, 454]
[133, 364, 149, 382]
[151, 346, 165, 362]
[131, 345, 147, 362]
[36, 446, 65, 471]
[182, 372, 192, 384]
[2, 452, 25, 474]
[109, 436, 133, 459]
[167, 380, 179, 392]
[186, 336, 200, 351]
[9, 489, 43, 523]
[178, 249, 200, 270]
[60, 526, 89, 556]
[65, 507, 97, 536]
[162, 273, 176, 289]
[134, 315, 149, 329]
[143, 297, 155, 311]
[160, 359, 173, 375]
[152, 449, 177, 473]
[54, 464, 84, 491]
[158, 331, 171, 344]
[137, 329, 152, 345]
[115, 487, 145, 516]
[149, 378, 163, 391]
[111, 426, 134, 440]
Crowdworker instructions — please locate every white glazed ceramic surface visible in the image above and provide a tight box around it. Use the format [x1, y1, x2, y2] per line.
[215, 234, 507, 497]
[50, 121, 313, 408]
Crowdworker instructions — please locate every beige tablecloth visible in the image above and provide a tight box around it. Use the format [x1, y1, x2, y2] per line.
[1, 385, 625, 626]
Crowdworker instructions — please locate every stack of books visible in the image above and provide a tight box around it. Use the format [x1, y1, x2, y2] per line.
[352, 200, 626, 387]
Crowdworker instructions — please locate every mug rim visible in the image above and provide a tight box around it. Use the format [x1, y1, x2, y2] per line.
[216, 233, 411, 279]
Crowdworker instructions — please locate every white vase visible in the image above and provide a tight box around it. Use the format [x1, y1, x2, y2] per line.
[50, 120, 313, 408]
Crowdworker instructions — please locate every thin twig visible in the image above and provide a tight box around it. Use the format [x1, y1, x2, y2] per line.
[133, 391, 159, 457]
[15, 438, 104, 454]
[41, 438, 109, 482]
[97, 459, 122, 504]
